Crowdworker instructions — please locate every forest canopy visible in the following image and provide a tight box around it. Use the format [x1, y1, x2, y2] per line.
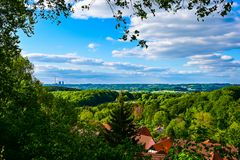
[54, 86, 240, 149]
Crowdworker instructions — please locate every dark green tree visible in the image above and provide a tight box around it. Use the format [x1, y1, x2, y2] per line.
[0, 2, 79, 158]
[105, 92, 137, 145]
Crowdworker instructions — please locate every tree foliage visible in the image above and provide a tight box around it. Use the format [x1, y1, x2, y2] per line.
[53, 90, 118, 106]
[104, 92, 137, 145]
[77, 87, 240, 150]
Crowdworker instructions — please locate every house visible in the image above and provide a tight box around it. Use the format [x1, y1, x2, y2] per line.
[102, 123, 111, 131]
[102, 124, 238, 160]
[175, 139, 238, 160]
[136, 127, 155, 150]
[153, 137, 173, 154]
[136, 127, 168, 160]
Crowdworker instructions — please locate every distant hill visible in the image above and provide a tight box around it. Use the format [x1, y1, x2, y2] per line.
[44, 83, 240, 92]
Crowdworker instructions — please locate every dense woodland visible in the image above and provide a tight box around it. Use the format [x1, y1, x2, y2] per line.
[2, 74, 240, 159]
[52, 87, 240, 148]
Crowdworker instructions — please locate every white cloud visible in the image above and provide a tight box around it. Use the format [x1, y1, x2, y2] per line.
[71, 58, 103, 66]
[185, 53, 240, 73]
[35, 65, 120, 83]
[23, 53, 76, 63]
[70, 1, 240, 61]
[88, 43, 99, 49]
[104, 61, 145, 71]
[34, 64, 169, 84]
[112, 48, 154, 59]
[232, 2, 239, 7]
[24, 53, 104, 66]
[71, 0, 133, 19]
[24, 53, 167, 73]
[106, 36, 130, 43]
[106, 36, 114, 41]
[112, 10, 240, 59]
[103, 61, 167, 73]
[69, 0, 240, 60]
[25, 52, 240, 83]
[143, 67, 167, 72]
[71, 0, 114, 19]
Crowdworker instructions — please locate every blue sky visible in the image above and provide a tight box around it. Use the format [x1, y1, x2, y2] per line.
[19, 1, 240, 84]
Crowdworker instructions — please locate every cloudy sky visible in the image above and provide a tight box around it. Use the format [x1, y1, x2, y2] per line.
[19, 0, 240, 84]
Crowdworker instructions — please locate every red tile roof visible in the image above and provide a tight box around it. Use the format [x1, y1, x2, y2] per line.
[102, 123, 111, 131]
[174, 139, 238, 160]
[153, 137, 173, 154]
[137, 126, 152, 137]
[136, 127, 155, 150]
[137, 135, 156, 150]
